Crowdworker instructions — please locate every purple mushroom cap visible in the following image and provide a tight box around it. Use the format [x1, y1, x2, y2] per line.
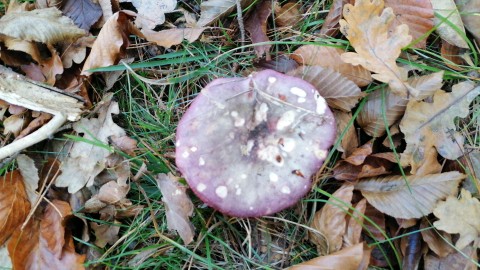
[175, 69, 336, 217]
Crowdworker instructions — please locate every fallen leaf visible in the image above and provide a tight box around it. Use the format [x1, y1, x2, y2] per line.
[319, 0, 348, 37]
[433, 189, 480, 249]
[288, 65, 366, 111]
[110, 135, 137, 155]
[440, 40, 465, 71]
[55, 97, 128, 193]
[310, 184, 354, 254]
[21, 44, 63, 85]
[3, 114, 25, 137]
[339, 0, 414, 96]
[16, 154, 40, 204]
[245, 0, 273, 59]
[343, 199, 367, 248]
[400, 82, 480, 173]
[0, 245, 12, 269]
[61, 0, 103, 31]
[424, 245, 478, 270]
[60, 36, 95, 69]
[431, 0, 469, 48]
[255, 55, 299, 73]
[82, 11, 143, 76]
[196, 0, 254, 27]
[0, 7, 85, 44]
[156, 173, 195, 245]
[333, 110, 358, 157]
[344, 140, 373, 166]
[355, 171, 465, 219]
[142, 28, 206, 48]
[121, 0, 177, 29]
[420, 219, 454, 257]
[333, 156, 393, 181]
[90, 221, 120, 248]
[7, 200, 85, 270]
[274, 2, 301, 27]
[291, 45, 372, 87]
[0, 171, 30, 246]
[289, 242, 371, 270]
[456, 0, 480, 44]
[357, 71, 444, 137]
[384, 0, 434, 49]
[97, 181, 129, 204]
[93, 0, 116, 28]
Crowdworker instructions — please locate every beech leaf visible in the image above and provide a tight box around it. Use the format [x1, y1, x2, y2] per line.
[319, 0, 347, 37]
[0, 171, 30, 246]
[357, 71, 444, 137]
[339, 0, 414, 96]
[288, 66, 365, 112]
[355, 171, 465, 219]
[196, 0, 254, 27]
[400, 82, 480, 172]
[431, 0, 469, 48]
[456, 0, 480, 45]
[0, 7, 85, 44]
[424, 245, 478, 270]
[433, 189, 480, 249]
[156, 173, 195, 245]
[310, 184, 353, 254]
[291, 45, 372, 87]
[142, 28, 206, 48]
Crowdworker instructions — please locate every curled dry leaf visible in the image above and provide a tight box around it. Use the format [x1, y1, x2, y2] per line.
[61, 0, 103, 31]
[245, 0, 273, 59]
[355, 171, 465, 219]
[333, 110, 358, 157]
[433, 189, 480, 250]
[400, 82, 480, 173]
[288, 65, 366, 112]
[289, 242, 371, 270]
[431, 0, 469, 48]
[344, 140, 373, 166]
[3, 114, 25, 137]
[339, 0, 414, 96]
[196, 0, 254, 27]
[310, 184, 353, 254]
[0, 7, 85, 44]
[384, 0, 434, 49]
[156, 173, 195, 245]
[82, 11, 143, 76]
[142, 28, 206, 48]
[7, 200, 85, 270]
[333, 154, 393, 181]
[0, 171, 30, 246]
[319, 0, 348, 37]
[343, 198, 367, 248]
[16, 154, 40, 204]
[121, 0, 177, 29]
[61, 36, 95, 69]
[357, 71, 444, 137]
[291, 45, 372, 87]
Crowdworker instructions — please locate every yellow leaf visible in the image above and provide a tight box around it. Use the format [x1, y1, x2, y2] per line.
[433, 189, 480, 249]
[339, 0, 414, 96]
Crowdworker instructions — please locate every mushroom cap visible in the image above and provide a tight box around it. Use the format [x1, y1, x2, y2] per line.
[176, 69, 336, 217]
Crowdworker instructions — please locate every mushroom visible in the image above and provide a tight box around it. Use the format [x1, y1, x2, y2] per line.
[175, 69, 336, 217]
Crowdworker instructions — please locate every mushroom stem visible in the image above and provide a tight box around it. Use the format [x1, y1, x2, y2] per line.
[0, 113, 67, 159]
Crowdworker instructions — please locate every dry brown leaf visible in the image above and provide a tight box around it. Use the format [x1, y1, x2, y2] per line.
[93, 0, 115, 28]
[82, 11, 143, 76]
[289, 242, 371, 270]
[16, 154, 40, 204]
[3, 114, 25, 137]
[110, 135, 137, 155]
[456, 0, 480, 44]
[433, 189, 480, 249]
[400, 82, 480, 173]
[121, 0, 177, 29]
[288, 65, 365, 112]
[440, 40, 465, 71]
[431, 0, 469, 48]
[420, 219, 454, 257]
[97, 181, 129, 204]
[384, 0, 434, 49]
[357, 71, 444, 137]
[245, 0, 273, 59]
[1, 37, 43, 65]
[343, 199, 367, 248]
[274, 2, 300, 27]
[0, 7, 85, 44]
[55, 97, 128, 193]
[255, 55, 299, 73]
[424, 245, 478, 270]
[291, 45, 372, 87]
[90, 221, 120, 248]
[310, 184, 353, 254]
[333, 110, 358, 157]
[61, 36, 95, 69]
[0, 171, 30, 246]
[196, 0, 254, 27]
[333, 156, 393, 181]
[344, 140, 373, 166]
[142, 28, 206, 48]
[319, 0, 349, 37]
[61, 0, 103, 31]
[7, 200, 85, 270]
[355, 171, 465, 219]
[339, 0, 414, 96]
[156, 173, 195, 245]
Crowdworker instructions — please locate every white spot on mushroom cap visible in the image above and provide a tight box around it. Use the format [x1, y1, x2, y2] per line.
[249, 206, 254, 210]
[234, 118, 245, 127]
[236, 188, 242, 195]
[316, 96, 327, 115]
[280, 138, 296, 152]
[197, 183, 207, 192]
[315, 149, 328, 159]
[269, 172, 279, 182]
[190, 146, 197, 152]
[172, 189, 182, 196]
[241, 174, 247, 179]
[276, 110, 296, 130]
[257, 145, 283, 166]
[175, 140, 181, 147]
[182, 150, 190, 158]
[199, 157, 205, 166]
[290, 87, 307, 97]
[215, 186, 228, 198]
[241, 140, 255, 155]
[281, 186, 291, 194]
[255, 103, 269, 124]
[268, 77, 277, 83]
[231, 111, 239, 117]
[298, 97, 306, 103]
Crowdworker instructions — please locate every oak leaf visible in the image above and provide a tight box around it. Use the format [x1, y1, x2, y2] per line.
[399, 82, 480, 173]
[433, 189, 480, 249]
[355, 171, 464, 219]
[0, 171, 30, 246]
[339, 0, 414, 96]
[120, 0, 177, 29]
